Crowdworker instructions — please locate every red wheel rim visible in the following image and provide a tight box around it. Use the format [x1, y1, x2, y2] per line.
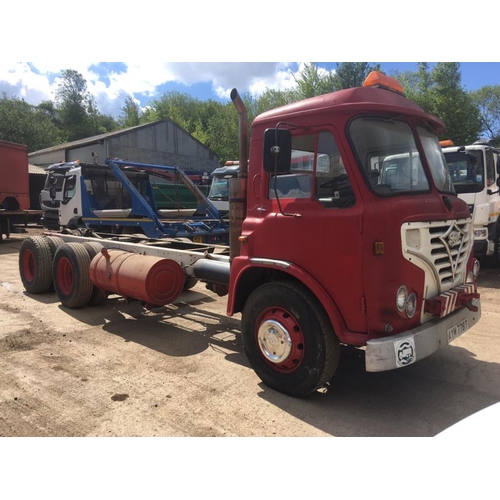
[255, 306, 305, 373]
[56, 257, 74, 295]
[22, 249, 35, 282]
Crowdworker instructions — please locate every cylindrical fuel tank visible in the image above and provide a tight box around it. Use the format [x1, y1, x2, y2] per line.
[89, 249, 185, 306]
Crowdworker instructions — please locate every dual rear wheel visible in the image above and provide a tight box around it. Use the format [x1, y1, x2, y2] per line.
[19, 236, 106, 309]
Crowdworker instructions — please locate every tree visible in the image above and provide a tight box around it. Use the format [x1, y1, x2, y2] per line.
[394, 63, 482, 145]
[0, 93, 62, 152]
[119, 96, 141, 128]
[470, 85, 500, 145]
[55, 69, 100, 141]
[332, 62, 381, 90]
[292, 63, 337, 99]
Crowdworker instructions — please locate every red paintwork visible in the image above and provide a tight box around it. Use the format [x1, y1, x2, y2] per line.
[227, 85, 473, 345]
[57, 257, 74, 295]
[0, 140, 30, 211]
[89, 249, 185, 306]
[22, 249, 35, 282]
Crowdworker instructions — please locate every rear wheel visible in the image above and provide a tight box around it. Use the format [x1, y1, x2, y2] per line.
[241, 280, 340, 398]
[52, 243, 93, 308]
[19, 236, 53, 293]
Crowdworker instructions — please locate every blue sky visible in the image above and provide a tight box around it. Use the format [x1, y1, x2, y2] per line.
[1, 62, 499, 120]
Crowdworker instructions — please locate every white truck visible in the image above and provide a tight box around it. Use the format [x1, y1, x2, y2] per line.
[207, 162, 239, 217]
[441, 139, 500, 265]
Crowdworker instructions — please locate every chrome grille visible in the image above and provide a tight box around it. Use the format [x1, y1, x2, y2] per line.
[429, 221, 471, 287]
[403, 219, 472, 294]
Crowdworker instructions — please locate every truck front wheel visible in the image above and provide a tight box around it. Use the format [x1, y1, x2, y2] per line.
[241, 280, 340, 398]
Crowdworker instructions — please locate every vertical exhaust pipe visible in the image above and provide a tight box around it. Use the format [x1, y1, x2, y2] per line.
[230, 89, 248, 262]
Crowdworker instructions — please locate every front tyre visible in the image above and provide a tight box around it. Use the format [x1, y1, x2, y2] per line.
[241, 280, 340, 398]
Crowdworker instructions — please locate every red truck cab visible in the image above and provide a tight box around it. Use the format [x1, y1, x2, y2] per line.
[228, 72, 481, 397]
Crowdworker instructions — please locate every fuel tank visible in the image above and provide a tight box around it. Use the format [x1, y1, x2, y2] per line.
[89, 248, 185, 307]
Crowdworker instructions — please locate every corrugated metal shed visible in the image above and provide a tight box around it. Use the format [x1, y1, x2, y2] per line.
[29, 164, 46, 175]
[28, 119, 220, 173]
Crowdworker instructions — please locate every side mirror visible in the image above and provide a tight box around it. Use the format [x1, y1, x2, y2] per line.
[263, 128, 292, 174]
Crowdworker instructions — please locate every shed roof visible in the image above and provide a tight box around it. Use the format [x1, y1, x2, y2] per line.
[28, 119, 219, 158]
[29, 164, 46, 175]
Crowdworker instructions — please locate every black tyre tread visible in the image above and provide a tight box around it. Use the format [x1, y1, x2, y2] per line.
[19, 236, 54, 294]
[82, 242, 107, 306]
[242, 280, 340, 398]
[53, 243, 93, 309]
[45, 236, 65, 256]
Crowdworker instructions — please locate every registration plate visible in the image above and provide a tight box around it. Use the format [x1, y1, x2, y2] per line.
[193, 236, 203, 243]
[447, 319, 468, 343]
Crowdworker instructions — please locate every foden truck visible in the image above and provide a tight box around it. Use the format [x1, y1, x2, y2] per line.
[18, 72, 481, 398]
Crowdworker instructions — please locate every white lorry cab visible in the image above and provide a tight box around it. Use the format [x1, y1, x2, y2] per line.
[207, 163, 239, 217]
[441, 139, 500, 265]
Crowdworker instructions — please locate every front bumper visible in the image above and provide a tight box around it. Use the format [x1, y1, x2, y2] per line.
[365, 301, 481, 372]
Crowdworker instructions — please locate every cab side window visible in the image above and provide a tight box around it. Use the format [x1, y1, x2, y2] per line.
[268, 131, 355, 208]
[314, 132, 355, 208]
[486, 151, 495, 187]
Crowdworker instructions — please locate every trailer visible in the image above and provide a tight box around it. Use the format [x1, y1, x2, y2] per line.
[0, 140, 43, 240]
[18, 72, 482, 398]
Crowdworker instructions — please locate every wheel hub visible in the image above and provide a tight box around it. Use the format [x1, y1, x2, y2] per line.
[257, 319, 292, 364]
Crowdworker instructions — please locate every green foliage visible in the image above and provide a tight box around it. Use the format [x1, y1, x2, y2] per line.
[0, 93, 63, 152]
[470, 85, 500, 145]
[119, 96, 141, 128]
[332, 62, 381, 90]
[394, 63, 482, 145]
[55, 69, 118, 140]
[292, 63, 337, 99]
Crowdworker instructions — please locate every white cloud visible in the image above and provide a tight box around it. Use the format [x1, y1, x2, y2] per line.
[0, 62, 308, 117]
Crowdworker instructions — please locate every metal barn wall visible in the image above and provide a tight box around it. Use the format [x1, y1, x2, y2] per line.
[28, 150, 68, 167]
[66, 144, 107, 164]
[28, 120, 220, 173]
[107, 121, 219, 172]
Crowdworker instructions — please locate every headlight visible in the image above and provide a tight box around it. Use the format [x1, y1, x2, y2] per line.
[396, 285, 408, 312]
[406, 293, 417, 318]
[474, 228, 488, 239]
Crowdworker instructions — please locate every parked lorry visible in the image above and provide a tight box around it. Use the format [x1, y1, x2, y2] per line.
[18, 72, 481, 398]
[0, 140, 43, 240]
[39, 158, 229, 244]
[207, 162, 240, 216]
[440, 139, 500, 265]
[41, 160, 212, 227]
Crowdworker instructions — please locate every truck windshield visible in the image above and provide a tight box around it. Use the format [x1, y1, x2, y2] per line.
[443, 150, 484, 194]
[208, 176, 230, 200]
[348, 117, 454, 196]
